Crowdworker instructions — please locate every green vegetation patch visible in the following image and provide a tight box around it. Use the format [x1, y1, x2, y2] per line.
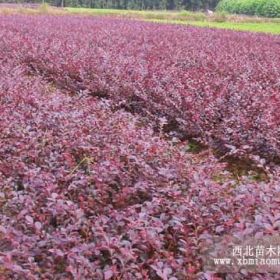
[217, 0, 280, 18]
[189, 21, 280, 34]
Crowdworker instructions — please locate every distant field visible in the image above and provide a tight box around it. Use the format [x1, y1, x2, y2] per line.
[0, 5, 279, 34]
[65, 7, 280, 34]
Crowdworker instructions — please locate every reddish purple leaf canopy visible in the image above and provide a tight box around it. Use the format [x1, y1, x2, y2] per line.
[0, 15, 280, 279]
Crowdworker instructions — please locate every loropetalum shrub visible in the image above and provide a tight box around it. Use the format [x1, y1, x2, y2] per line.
[1, 15, 280, 279]
[1, 16, 279, 163]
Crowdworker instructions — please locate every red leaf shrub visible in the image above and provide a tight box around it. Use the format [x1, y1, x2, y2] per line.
[0, 15, 280, 279]
[1, 15, 279, 162]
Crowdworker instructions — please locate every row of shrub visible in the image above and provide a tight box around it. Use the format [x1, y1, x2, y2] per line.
[1, 15, 280, 279]
[217, 0, 280, 18]
[7, 16, 279, 164]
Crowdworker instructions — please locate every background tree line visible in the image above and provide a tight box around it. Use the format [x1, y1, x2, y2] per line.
[0, 0, 220, 11]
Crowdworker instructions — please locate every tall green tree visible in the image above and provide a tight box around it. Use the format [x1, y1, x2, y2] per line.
[0, 0, 221, 10]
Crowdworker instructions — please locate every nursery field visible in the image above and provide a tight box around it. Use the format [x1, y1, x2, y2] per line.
[0, 15, 280, 279]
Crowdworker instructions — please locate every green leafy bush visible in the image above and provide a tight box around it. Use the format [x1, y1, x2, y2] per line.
[262, 0, 280, 17]
[217, 0, 280, 18]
